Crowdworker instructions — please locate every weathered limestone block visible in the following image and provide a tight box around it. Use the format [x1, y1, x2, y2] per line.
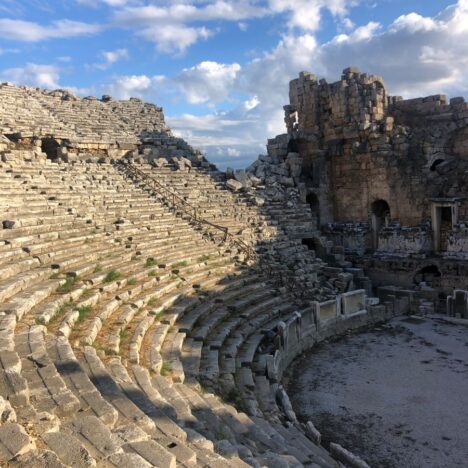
[64, 415, 122, 459]
[249, 176, 262, 187]
[9, 449, 66, 467]
[233, 169, 251, 188]
[329, 443, 370, 468]
[253, 196, 265, 207]
[42, 432, 96, 467]
[0, 423, 35, 463]
[226, 179, 243, 192]
[0, 395, 16, 423]
[305, 421, 321, 445]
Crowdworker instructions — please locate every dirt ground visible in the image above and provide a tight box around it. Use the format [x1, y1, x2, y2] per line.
[286, 316, 468, 468]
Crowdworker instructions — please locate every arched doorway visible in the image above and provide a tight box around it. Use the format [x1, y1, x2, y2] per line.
[371, 199, 390, 249]
[413, 264, 442, 287]
[306, 193, 320, 226]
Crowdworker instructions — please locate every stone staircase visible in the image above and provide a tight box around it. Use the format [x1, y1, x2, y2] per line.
[121, 157, 341, 303]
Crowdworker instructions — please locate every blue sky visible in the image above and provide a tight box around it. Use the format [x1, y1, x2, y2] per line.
[0, 0, 467, 168]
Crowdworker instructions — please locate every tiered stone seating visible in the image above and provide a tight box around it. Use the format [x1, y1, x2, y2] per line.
[0, 147, 348, 466]
[0, 77, 392, 466]
[127, 160, 335, 303]
[0, 84, 168, 146]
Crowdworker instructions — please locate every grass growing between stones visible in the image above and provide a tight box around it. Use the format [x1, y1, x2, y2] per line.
[76, 305, 92, 322]
[198, 254, 211, 262]
[119, 329, 130, 349]
[104, 270, 121, 283]
[56, 276, 79, 294]
[41, 300, 74, 325]
[145, 257, 157, 267]
[160, 361, 172, 376]
[154, 308, 166, 320]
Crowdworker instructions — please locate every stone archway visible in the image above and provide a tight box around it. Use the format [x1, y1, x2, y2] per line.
[413, 264, 442, 287]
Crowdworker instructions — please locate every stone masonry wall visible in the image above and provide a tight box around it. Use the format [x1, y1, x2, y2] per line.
[287, 67, 468, 226]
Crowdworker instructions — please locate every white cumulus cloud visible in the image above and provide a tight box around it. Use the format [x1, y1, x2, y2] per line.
[91, 48, 129, 70]
[138, 24, 213, 54]
[175, 61, 241, 104]
[1, 63, 61, 88]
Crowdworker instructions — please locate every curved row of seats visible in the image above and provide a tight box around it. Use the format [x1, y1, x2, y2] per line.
[131, 159, 334, 301]
[0, 154, 340, 467]
[0, 84, 167, 144]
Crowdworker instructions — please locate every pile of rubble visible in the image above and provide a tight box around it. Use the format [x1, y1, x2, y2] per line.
[225, 134, 303, 206]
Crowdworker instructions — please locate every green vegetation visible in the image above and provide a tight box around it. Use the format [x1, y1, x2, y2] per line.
[48, 300, 74, 324]
[148, 270, 157, 277]
[104, 270, 121, 283]
[145, 257, 157, 267]
[154, 308, 166, 319]
[119, 328, 130, 345]
[57, 301, 74, 314]
[56, 276, 79, 294]
[94, 263, 103, 273]
[160, 362, 172, 376]
[173, 261, 187, 268]
[76, 305, 92, 322]
[127, 277, 137, 285]
[79, 288, 93, 299]
[147, 297, 157, 307]
[198, 254, 211, 262]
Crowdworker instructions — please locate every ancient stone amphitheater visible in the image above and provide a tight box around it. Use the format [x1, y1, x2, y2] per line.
[0, 68, 467, 467]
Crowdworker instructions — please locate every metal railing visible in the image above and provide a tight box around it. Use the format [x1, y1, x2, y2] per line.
[116, 160, 257, 261]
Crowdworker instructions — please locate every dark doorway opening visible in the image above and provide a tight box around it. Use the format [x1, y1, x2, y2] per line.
[439, 206, 452, 251]
[302, 238, 316, 251]
[287, 139, 298, 153]
[41, 138, 60, 160]
[371, 199, 390, 249]
[414, 264, 442, 286]
[306, 193, 320, 225]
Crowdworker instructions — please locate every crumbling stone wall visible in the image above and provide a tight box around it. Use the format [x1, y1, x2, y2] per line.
[287, 67, 468, 227]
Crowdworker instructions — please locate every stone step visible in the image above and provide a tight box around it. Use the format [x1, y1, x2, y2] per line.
[47, 337, 119, 426]
[15, 326, 81, 418]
